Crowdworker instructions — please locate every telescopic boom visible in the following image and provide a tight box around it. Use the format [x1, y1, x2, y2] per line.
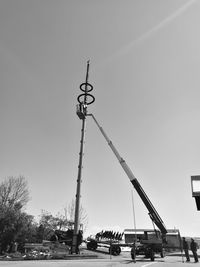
[87, 113, 167, 236]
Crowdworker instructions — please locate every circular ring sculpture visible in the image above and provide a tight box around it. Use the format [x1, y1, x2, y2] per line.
[77, 93, 95, 105]
[77, 81, 95, 105]
[80, 82, 93, 93]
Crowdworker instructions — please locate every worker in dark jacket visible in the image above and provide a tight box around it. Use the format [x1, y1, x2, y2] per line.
[182, 237, 190, 262]
[190, 238, 199, 263]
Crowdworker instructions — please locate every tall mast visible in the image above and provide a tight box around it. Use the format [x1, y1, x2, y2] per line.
[72, 61, 95, 254]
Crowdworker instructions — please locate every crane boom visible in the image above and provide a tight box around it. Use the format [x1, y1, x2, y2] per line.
[87, 113, 167, 236]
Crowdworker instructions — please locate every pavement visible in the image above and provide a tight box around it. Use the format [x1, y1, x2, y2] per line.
[0, 248, 199, 267]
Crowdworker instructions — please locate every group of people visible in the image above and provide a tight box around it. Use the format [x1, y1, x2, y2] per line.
[182, 237, 199, 263]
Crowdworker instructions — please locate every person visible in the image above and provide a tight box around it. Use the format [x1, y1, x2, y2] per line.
[131, 242, 136, 262]
[190, 238, 199, 263]
[182, 237, 190, 262]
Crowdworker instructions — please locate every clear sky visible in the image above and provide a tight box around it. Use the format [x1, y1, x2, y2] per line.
[1, 0, 200, 238]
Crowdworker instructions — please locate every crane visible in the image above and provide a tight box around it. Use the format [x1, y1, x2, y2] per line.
[87, 113, 167, 237]
[77, 100, 168, 260]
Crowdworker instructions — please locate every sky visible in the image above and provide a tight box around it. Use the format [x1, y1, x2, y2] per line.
[0, 0, 200, 238]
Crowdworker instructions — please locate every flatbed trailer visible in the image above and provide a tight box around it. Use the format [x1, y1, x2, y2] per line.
[86, 239, 132, 255]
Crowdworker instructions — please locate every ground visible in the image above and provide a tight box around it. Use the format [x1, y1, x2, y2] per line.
[0, 248, 199, 267]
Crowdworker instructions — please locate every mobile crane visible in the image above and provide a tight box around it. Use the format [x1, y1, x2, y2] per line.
[77, 105, 168, 260]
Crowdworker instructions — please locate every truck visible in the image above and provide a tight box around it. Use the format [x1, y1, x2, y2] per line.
[131, 230, 165, 261]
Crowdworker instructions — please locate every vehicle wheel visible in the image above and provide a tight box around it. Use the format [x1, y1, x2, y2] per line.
[150, 250, 155, 261]
[115, 246, 121, 255]
[109, 247, 113, 255]
[87, 241, 97, 250]
[87, 242, 92, 250]
[109, 246, 121, 256]
[160, 249, 165, 258]
[109, 246, 116, 255]
[145, 252, 150, 258]
[92, 242, 97, 250]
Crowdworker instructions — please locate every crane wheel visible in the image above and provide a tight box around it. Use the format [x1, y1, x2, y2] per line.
[87, 240, 97, 250]
[150, 250, 155, 261]
[160, 249, 165, 258]
[109, 245, 121, 255]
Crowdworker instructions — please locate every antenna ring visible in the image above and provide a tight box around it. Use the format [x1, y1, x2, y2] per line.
[80, 82, 93, 92]
[77, 93, 95, 105]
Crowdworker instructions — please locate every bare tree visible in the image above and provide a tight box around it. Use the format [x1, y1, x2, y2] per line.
[0, 176, 29, 209]
[64, 199, 88, 232]
[39, 210, 68, 231]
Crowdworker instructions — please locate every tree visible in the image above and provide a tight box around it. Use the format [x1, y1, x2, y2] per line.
[37, 210, 68, 240]
[0, 176, 29, 209]
[64, 199, 88, 232]
[37, 199, 88, 240]
[14, 213, 37, 251]
[0, 176, 31, 253]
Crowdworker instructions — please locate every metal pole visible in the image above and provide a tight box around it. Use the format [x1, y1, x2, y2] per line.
[131, 190, 137, 263]
[72, 61, 95, 254]
[71, 116, 86, 254]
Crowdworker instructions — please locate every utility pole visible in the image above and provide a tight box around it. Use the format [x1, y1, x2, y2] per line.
[71, 61, 95, 254]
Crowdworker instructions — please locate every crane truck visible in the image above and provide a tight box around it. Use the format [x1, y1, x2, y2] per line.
[77, 106, 168, 261]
